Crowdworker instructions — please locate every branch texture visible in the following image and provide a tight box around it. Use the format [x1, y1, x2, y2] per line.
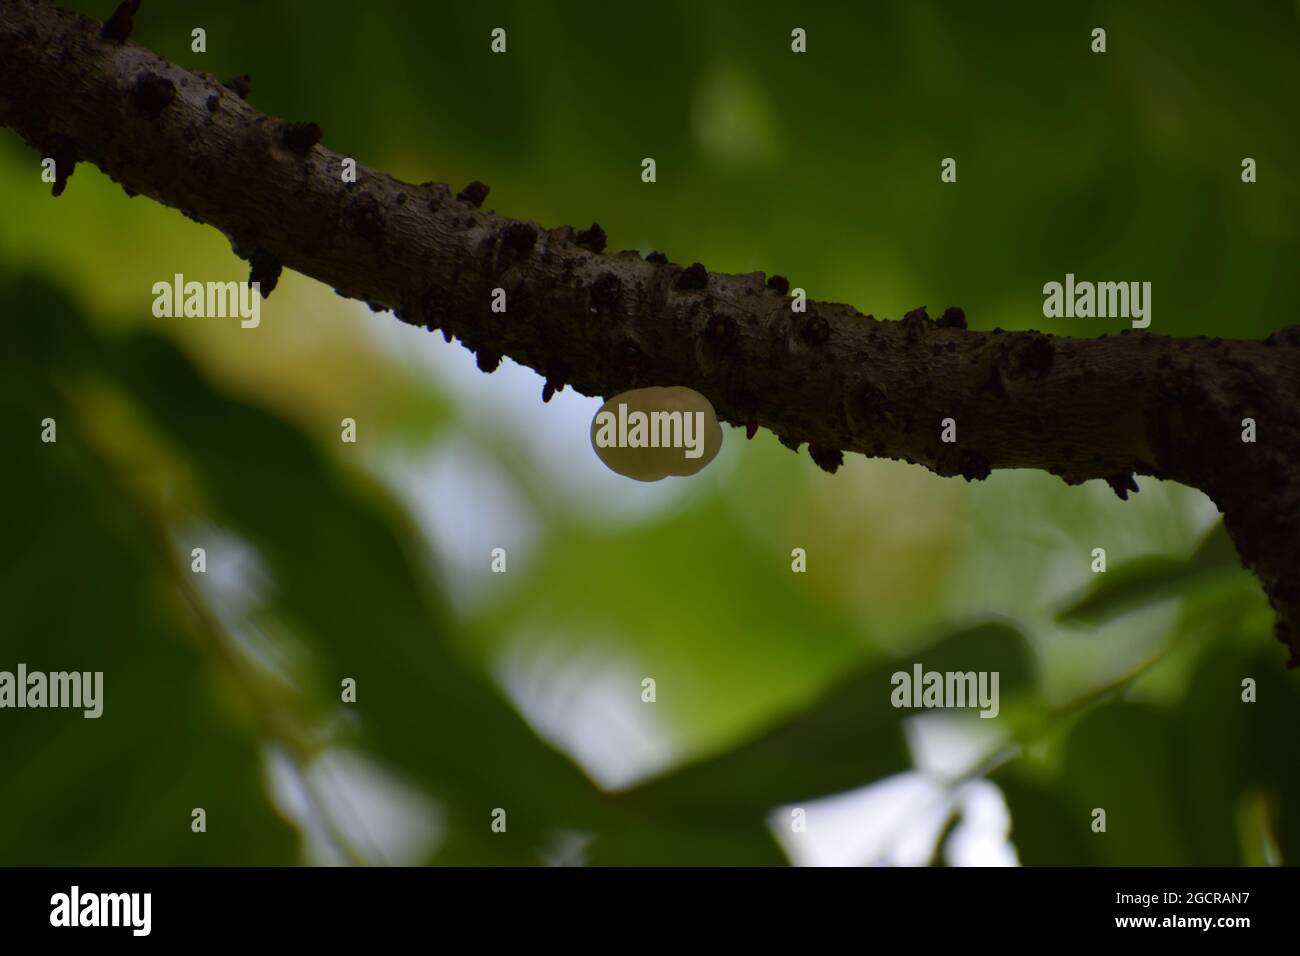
[3, 0, 1300, 663]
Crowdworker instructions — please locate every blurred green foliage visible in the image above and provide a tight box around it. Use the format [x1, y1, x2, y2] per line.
[2, 0, 1299, 865]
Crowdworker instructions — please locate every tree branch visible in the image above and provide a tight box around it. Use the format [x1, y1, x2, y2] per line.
[4, 0, 1299, 664]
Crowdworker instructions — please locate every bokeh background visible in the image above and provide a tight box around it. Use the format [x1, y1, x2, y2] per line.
[3, 0, 1300, 865]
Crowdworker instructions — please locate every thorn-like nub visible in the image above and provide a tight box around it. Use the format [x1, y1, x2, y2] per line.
[130, 72, 176, 114]
[280, 121, 323, 154]
[676, 262, 708, 290]
[101, 0, 141, 43]
[457, 181, 490, 207]
[248, 250, 282, 299]
[225, 74, 253, 100]
[809, 446, 844, 474]
[576, 223, 607, 254]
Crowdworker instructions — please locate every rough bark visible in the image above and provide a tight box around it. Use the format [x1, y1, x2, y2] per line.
[3, 0, 1299, 664]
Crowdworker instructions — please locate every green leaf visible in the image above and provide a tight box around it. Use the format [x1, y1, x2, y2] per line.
[617, 620, 1032, 819]
[997, 700, 1192, 866]
[0, 295, 298, 863]
[993, 770, 1099, 866]
[3, 274, 605, 863]
[101, 330, 605, 852]
[1233, 649, 1300, 863]
[998, 625, 1300, 867]
[1056, 521, 1241, 625]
